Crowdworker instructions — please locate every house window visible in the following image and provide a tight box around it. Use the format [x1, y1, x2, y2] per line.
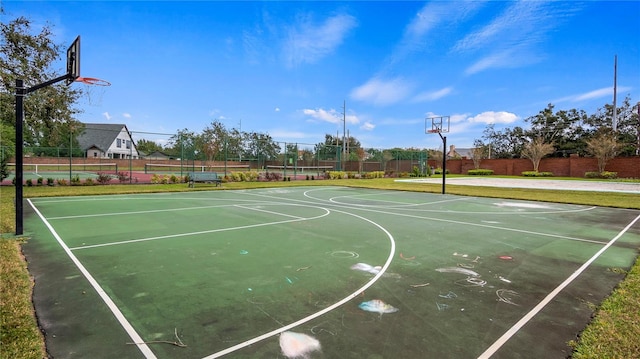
[93, 152, 97, 157]
[117, 139, 122, 148]
[126, 140, 131, 149]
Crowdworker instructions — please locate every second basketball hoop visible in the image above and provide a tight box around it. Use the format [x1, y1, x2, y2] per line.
[425, 116, 450, 134]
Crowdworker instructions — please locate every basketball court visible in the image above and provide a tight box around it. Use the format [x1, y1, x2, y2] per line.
[22, 186, 640, 358]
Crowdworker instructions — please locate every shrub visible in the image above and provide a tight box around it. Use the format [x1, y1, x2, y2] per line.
[264, 171, 282, 181]
[365, 171, 385, 179]
[468, 169, 494, 176]
[117, 172, 129, 183]
[169, 174, 179, 184]
[585, 171, 618, 179]
[70, 174, 81, 185]
[84, 178, 94, 186]
[522, 171, 553, 177]
[56, 178, 68, 186]
[37, 177, 43, 185]
[96, 172, 112, 185]
[327, 171, 347, 179]
[26, 179, 33, 187]
[46, 177, 55, 186]
[433, 168, 450, 174]
[150, 174, 160, 184]
[411, 166, 421, 177]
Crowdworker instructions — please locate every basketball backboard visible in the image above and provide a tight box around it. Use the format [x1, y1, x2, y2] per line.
[425, 116, 450, 134]
[65, 36, 80, 85]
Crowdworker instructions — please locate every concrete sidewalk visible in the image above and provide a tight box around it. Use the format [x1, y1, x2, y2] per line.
[396, 177, 640, 194]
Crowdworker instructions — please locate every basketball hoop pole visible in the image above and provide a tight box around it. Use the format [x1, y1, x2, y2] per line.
[13, 36, 80, 235]
[14, 74, 77, 235]
[426, 116, 449, 195]
[438, 131, 447, 195]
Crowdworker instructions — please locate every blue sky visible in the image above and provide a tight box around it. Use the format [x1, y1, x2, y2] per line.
[6, 1, 640, 151]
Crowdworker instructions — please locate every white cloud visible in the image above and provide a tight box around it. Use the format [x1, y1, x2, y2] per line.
[274, 107, 280, 112]
[102, 112, 112, 121]
[303, 108, 341, 124]
[574, 88, 612, 101]
[360, 121, 375, 131]
[350, 77, 413, 106]
[456, 1, 579, 74]
[284, 13, 357, 68]
[554, 86, 632, 103]
[303, 108, 360, 125]
[468, 111, 519, 124]
[412, 87, 453, 102]
[123, 113, 131, 118]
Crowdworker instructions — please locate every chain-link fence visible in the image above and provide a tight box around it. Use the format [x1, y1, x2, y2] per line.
[2, 139, 433, 184]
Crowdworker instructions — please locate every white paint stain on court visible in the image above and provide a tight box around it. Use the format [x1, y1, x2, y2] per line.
[493, 202, 552, 209]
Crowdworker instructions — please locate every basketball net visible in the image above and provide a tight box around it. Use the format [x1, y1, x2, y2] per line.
[76, 77, 110, 107]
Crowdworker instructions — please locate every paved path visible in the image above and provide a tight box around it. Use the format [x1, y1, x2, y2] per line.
[396, 177, 640, 194]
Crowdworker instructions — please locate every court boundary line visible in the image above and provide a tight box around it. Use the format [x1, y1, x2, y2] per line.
[234, 204, 305, 220]
[289, 188, 605, 245]
[69, 205, 331, 251]
[477, 213, 640, 358]
[47, 202, 274, 220]
[201, 207, 396, 359]
[27, 199, 157, 359]
[316, 189, 599, 216]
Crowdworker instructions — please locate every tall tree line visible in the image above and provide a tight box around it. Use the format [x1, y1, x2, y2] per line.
[475, 99, 639, 159]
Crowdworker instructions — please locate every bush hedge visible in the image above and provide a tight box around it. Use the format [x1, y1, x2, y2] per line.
[522, 171, 554, 177]
[468, 169, 494, 176]
[585, 171, 618, 179]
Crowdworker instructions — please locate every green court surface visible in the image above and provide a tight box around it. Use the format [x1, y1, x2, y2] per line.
[22, 186, 640, 358]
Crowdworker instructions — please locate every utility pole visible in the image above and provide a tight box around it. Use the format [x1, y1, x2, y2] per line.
[613, 55, 618, 132]
[342, 100, 346, 171]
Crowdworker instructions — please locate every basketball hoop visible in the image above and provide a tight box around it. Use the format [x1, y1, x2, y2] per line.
[75, 76, 110, 106]
[426, 129, 440, 134]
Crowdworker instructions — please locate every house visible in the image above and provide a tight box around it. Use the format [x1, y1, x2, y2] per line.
[447, 145, 474, 159]
[143, 151, 172, 160]
[77, 123, 139, 159]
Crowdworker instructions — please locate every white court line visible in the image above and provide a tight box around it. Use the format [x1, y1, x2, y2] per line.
[27, 199, 157, 359]
[48, 203, 262, 220]
[328, 192, 469, 208]
[477, 213, 640, 359]
[69, 207, 330, 251]
[316, 189, 597, 216]
[299, 188, 606, 245]
[201, 207, 396, 359]
[234, 205, 305, 220]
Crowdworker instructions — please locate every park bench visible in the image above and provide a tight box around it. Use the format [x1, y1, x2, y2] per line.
[188, 172, 222, 187]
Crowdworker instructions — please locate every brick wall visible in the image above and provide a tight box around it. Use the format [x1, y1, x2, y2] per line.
[442, 156, 639, 178]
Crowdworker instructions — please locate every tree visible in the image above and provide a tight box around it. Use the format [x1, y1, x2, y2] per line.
[136, 139, 164, 155]
[244, 132, 280, 167]
[480, 124, 528, 158]
[470, 140, 490, 169]
[586, 96, 639, 156]
[1, 13, 83, 150]
[521, 137, 555, 172]
[200, 120, 226, 164]
[0, 122, 15, 180]
[585, 132, 619, 173]
[166, 129, 199, 160]
[356, 147, 366, 173]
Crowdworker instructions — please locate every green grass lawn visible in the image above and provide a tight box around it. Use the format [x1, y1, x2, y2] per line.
[1, 177, 639, 358]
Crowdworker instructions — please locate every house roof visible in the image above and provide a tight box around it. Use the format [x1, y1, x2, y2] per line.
[77, 123, 129, 152]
